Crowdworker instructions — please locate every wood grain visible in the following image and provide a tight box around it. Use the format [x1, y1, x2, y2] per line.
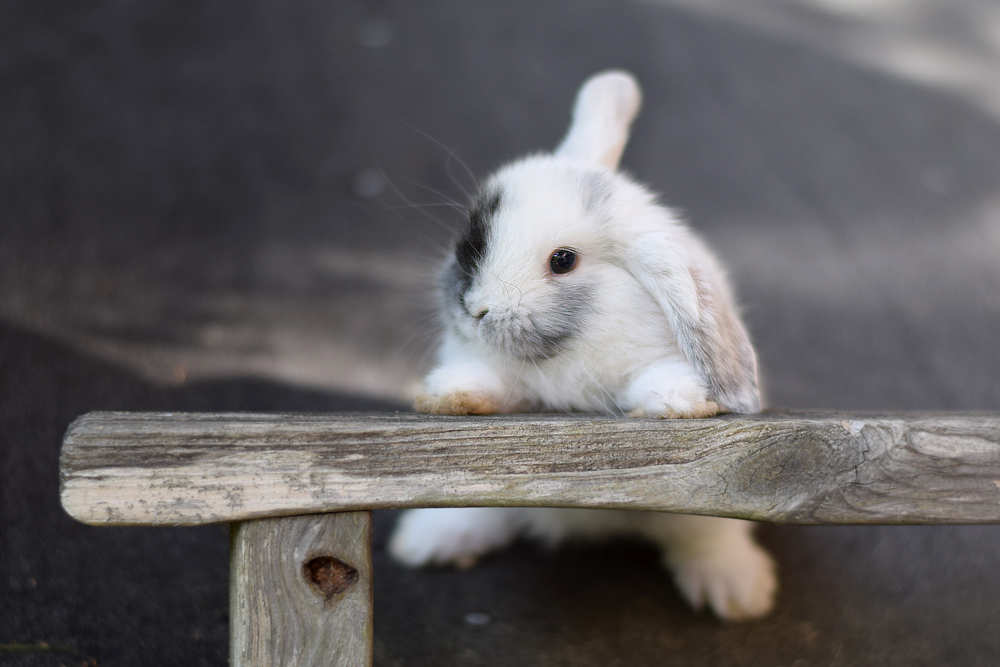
[230, 512, 372, 667]
[60, 411, 1000, 526]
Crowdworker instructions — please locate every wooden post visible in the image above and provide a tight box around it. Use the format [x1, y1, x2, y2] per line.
[230, 512, 373, 667]
[56, 411, 1000, 664]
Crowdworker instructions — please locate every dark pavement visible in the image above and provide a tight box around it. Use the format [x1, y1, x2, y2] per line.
[2, 1, 1000, 665]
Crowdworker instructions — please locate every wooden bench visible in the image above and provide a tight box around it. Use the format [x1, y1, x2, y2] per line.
[59, 411, 1000, 666]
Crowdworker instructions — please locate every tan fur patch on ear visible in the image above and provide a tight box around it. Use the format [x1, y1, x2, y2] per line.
[414, 390, 498, 415]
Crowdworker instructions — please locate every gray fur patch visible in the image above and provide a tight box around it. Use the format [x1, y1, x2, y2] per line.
[478, 283, 594, 360]
[441, 258, 466, 320]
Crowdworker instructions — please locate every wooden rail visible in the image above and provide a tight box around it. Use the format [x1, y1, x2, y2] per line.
[59, 410, 1000, 666]
[62, 411, 1000, 526]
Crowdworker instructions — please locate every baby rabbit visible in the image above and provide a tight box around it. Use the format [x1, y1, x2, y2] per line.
[390, 71, 776, 620]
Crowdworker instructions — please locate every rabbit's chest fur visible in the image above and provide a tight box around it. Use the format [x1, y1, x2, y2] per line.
[450, 263, 692, 414]
[509, 267, 685, 412]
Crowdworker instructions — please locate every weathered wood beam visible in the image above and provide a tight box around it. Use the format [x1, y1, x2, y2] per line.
[230, 512, 373, 667]
[60, 411, 1000, 526]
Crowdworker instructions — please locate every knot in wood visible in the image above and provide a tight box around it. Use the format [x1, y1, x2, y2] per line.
[303, 556, 358, 599]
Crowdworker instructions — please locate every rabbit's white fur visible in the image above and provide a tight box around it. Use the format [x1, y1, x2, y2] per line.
[391, 71, 776, 620]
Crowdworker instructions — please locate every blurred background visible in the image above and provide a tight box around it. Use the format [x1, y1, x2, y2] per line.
[2, 1, 999, 665]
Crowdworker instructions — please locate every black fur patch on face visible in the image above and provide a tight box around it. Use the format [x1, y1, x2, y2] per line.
[454, 189, 501, 290]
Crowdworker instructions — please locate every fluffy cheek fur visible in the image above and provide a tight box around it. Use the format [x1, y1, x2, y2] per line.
[448, 277, 594, 362]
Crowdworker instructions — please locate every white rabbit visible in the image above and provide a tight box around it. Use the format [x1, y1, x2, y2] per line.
[390, 71, 776, 620]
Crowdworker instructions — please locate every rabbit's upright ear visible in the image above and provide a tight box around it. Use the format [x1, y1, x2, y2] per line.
[556, 70, 642, 170]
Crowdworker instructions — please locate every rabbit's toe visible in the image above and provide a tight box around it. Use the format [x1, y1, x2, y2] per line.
[414, 390, 498, 415]
[630, 399, 719, 419]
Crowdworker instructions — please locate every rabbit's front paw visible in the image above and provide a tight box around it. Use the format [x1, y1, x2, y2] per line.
[625, 359, 719, 419]
[666, 538, 777, 621]
[414, 389, 498, 415]
[416, 359, 507, 414]
[389, 508, 519, 568]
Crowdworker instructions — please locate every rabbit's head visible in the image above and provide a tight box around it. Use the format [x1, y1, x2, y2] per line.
[443, 72, 641, 359]
[441, 71, 760, 413]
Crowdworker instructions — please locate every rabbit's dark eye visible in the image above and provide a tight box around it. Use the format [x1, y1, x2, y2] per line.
[549, 248, 577, 275]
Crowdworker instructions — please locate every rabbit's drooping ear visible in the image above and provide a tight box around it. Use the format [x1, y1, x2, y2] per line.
[623, 229, 761, 413]
[556, 70, 642, 170]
